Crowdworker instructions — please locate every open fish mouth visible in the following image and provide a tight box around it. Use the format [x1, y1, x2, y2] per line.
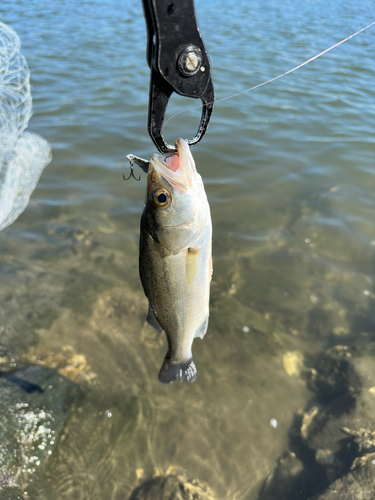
[151, 138, 197, 192]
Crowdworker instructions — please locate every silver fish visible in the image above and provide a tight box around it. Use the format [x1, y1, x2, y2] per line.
[132, 138, 212, 383]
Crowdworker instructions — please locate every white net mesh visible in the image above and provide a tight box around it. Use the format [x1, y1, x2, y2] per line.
[0, 21, 51, 231]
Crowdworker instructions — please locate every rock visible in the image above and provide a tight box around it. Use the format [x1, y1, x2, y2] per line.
[309, 453, 375, 500]
[301, 346, 375, 487]
[300, 406, 320, 441]
[0, 344, 19, 370]
[129, 468, 217, 500]
[24, 344, 97, 385]
[283, 351, 304, 377]
[258, 451, 304, 500]
[259, 345, 375, 500]
[305, 346, 361, 403]
[301, 358, 375, 483]
[0, 365, 76, 499]
[315, 449, 338, 468]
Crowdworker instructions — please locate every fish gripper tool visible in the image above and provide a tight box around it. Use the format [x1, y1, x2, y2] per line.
[142, 0, 215, 154]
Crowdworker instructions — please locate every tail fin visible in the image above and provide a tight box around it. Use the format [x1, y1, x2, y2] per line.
[158, 358, 197, 384]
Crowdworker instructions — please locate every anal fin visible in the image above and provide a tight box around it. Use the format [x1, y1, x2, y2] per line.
[194, 316, 209, 339]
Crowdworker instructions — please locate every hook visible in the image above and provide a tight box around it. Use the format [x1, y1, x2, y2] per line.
[123, 160, 141, 181]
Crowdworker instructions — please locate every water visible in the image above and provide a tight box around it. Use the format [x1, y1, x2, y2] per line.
[0, 0, 374, 498]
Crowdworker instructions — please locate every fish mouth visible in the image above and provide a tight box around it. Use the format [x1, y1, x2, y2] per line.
[150, 139, 197, 192]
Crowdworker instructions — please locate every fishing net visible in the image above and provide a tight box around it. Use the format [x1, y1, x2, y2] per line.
[0, 21, 51, 231]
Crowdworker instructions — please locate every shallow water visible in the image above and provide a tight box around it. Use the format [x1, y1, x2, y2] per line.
[0, 0, 375, 498]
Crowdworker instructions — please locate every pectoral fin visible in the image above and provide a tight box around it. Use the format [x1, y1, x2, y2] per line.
[146, 307, 163, 333]
[186, 246, 201, 285]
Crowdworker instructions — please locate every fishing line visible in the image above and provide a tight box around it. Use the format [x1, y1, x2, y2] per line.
[162, 21, 375, 131]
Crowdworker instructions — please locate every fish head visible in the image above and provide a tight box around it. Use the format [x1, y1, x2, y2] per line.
[143, 139, 209, 253]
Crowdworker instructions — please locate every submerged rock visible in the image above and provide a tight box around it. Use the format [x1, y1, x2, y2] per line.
[24, 344, 97, 385]
[0, 365, 76, 499]
[304, 345, 361, 403]
[258, 451, 304, 500]
[283, 351, 305, 377]
[310, 453, 375, 500]
[0, 344, 17, 372]
[129, 468, 217, 500]
[259, 344, 375, 500]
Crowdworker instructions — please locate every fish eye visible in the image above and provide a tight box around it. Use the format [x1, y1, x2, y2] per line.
[152, 189, 171, 208]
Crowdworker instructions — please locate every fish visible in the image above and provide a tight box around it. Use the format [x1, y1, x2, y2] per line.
[129, 138, 213, 384]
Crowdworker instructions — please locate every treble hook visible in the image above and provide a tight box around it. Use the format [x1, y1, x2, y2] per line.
[123, 160, 141, 181]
